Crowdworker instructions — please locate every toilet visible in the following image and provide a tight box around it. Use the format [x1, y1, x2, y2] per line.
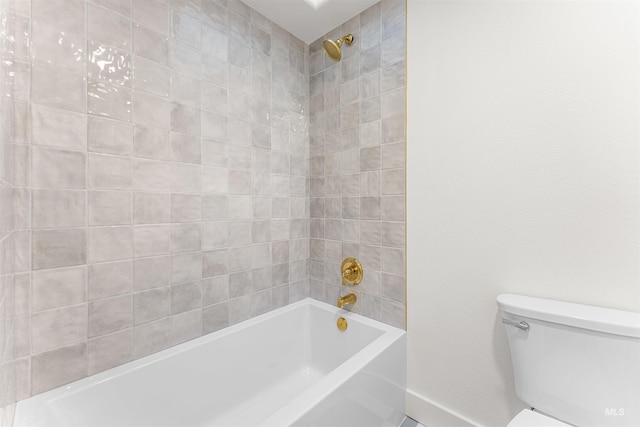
[497, 294, 640, 427]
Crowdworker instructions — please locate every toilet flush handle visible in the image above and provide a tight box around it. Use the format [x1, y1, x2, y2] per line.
[502, 318, 530, 331]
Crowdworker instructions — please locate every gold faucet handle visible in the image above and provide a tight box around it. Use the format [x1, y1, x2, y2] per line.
[341, 258, 363, 286]
[341, 268, 355, 286]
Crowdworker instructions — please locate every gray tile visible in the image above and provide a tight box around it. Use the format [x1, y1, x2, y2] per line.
[32, 229, 87, 270]
[202, 301, 228, 333]
[134, 287, 170, 325]
[32, 146, 86, 189]
[171, 309, 202, 345]
[88, 116, 133, 156]
[87, 80, 132, 122]
[171, 10, 201, 49]
[88, 191, 132, 226]
[88, 260, 133, 300]
[171, 223, 201, 253]
[89, 294, 133, 338]
[134, 255, 171, 291]
[32, 63, 86, 113]
[87, 41, 132, 87]
[171, 194, 202, 222]
[32, 189, 86, 228]
[88, 4, 131, 51]
[31, 104, 86, 150]
[31, 343, 87, 395]
[171, 132, 201, 164]
[134, 158, 171, 191]
[134, 192, 170, 224]
[202, 249, 228, 278]
[88, 153, 133, 190]
[134, 24, 169, 66]
[134, 225, 171, 257]
[32, 266, 87, 312]
[92, 0, 131, 17]
[132, 0, 168, 34]
[171, 251, 202, 283]
[31, 0, 85, 71]
[171, 163, 201, 193]
[171, 72, 200, 107]
[88, 329, 133, 375]
[88, 226, 133, 263]
[31, 304, 88, 353]
[170, 104, 201, 137]
[132, 317, 171, 359]
[134, 57, 170, 97]
[134, 92, 170, 128]
[171, 281, 202, 314]
[202, 275, 229, 306]
[133, 125, 170, 160]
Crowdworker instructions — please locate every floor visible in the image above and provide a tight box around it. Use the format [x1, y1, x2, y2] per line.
[400, 416, 426, 427]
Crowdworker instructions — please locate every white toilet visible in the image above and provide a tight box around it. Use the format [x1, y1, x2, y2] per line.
[497, 294, 640, 427]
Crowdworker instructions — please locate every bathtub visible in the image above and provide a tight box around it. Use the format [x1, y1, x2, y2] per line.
[15, 298, 406, 427]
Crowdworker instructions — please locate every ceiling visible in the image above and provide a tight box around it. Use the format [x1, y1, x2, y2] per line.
[240, 0, 381, 44]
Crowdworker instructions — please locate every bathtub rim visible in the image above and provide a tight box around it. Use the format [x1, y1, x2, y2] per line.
[15, 297, 406, 425]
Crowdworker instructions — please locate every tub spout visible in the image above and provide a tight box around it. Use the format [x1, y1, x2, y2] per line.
[337, 293, 357, 308]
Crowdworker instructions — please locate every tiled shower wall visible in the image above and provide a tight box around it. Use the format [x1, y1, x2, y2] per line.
[12, 0, 312, 399]
[1, 0, 14, 422]
[0, 0, 28, 422]
[6, 0, 406, 407]
[0, 0, 26, 426]
[308, 0, 406, 328]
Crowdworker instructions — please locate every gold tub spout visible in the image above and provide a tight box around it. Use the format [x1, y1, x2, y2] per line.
[337, 293, 357, 308]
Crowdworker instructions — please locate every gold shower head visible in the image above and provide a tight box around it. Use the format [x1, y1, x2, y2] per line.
[323, 34, 354, 62]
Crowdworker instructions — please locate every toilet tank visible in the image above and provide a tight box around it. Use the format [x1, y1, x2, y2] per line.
[497, 294, 640, 427]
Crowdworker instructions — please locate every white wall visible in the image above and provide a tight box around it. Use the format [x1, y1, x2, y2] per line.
[406, 1, 640, 426]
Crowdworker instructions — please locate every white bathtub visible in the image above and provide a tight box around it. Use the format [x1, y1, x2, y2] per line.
[15, 298, 406, 427]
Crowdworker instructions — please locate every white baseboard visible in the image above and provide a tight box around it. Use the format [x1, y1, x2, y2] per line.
[406, 389, 482, 427]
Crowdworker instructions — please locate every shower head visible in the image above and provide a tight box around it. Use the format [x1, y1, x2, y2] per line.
[322, 34, 354, 62]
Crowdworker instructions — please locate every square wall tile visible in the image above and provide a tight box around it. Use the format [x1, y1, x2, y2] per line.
[134, 158, 171, 191]
[170, 309, 202, 345]
[32, 229, 87, 270]
[31, 23, 85, 73]
[88, 191, 133, 226]
[88, 329, 132, 375]
[32, 266, 87, 312]
[88, 226, 133, 263]
[134, 125, 170, 160]
[133, 287, 170, 325]
[88, 154, 133, 190]
[31, 304, 88, 353]
[32, 189, 86, 228]
[89, 294, 133, 338]
[88, 260, 133, 300]
[133, 317, 171, 359]
[32, 63, 86, 113]
[88, 80, 132, 121]
[134, 256, 171, 291]
[31, 104, 86, 150]
[88, 116, 133, 155]
[31, 343, 87, 395]
[134, 225, 171, 257]
[88, 4, 131, 51]
[134, 192, 170, 224]
[32, 146, 86, 189]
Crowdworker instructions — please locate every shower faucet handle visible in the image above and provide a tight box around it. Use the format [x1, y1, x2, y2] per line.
[341, 258, 363, 286]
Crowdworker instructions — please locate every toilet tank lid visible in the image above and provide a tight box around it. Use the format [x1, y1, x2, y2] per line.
[497, 294, 640, 338]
